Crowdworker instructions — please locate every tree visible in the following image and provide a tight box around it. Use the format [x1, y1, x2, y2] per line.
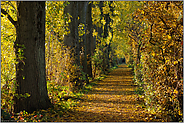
[86, 2, 93, 78]
[102, 1, 112, 70]
[78, 1, 89, 83]
[93, 1, 106, 74]
[2, 1, 51, 113]
[64, 1, 91, 85]
[130, 1, 183, 121]
[64, 1, 80, 66]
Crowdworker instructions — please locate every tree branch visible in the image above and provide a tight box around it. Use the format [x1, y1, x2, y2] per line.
[158, 16, 171, 30]
[148, 23, 156, 46]
[173, 2, 182, 10]
[1, 8, 17, 27]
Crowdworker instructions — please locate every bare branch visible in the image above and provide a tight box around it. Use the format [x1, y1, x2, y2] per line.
[1, 8, 17, 27]
[158, 16, 171, 30]
[7, 1, 17, 12]
[148, 23, 156, 46]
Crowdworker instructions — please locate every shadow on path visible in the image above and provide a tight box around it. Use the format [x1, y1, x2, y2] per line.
[59, 64, 161, 122]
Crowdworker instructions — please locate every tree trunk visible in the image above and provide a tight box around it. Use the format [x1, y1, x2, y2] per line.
[64, 1, 80, 66]
[92, 24, 96, 56]
[64, 2, 75, 48]
[74, 2, 80, 66]
[78, 1, 89, 83]
[109, 1, 115, 67]
[86, 3, 93, 78]
[103, 9, 111, 71]
[14, 1, 51, 113]
[95, 1, 104, 73]
[96, 1, 104, 42]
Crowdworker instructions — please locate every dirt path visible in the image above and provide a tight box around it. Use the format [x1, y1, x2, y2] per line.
[59, 64, 161, 122]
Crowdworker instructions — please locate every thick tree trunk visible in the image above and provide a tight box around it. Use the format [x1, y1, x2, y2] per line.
[14, 1, 51, 113]
[78, 1, 89, 83]
[74, 2, 80, 66]
[103, 11, 111, 71]
[86, 3, 93, 78]
[64, 2, 75, 48]
[64, 1, 80, 66]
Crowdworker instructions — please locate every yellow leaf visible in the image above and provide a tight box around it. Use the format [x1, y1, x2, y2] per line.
[164, 66, 167, 71]
[179, 110, 182, 116]
[167, 35, 171, 39]
[174, 89, 178, 94]
[152, 52, 155, 57]
[174, 61, 178, 65]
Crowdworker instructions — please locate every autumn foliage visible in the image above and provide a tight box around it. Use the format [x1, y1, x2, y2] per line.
[127, 1, 183, 121]
[1, 1, 183, 122]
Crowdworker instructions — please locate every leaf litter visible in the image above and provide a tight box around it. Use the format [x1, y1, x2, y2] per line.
[13, 64, 164, 122]
[58, 64, 163, 122]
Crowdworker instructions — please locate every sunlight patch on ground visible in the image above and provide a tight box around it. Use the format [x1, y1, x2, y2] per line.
[59, 64, 163, 122]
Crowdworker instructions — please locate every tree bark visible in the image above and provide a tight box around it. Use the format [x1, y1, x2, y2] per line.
[14, 1, 51, 113]
[109, 1, 115, 67]
[64, 1, 80, 66]
[64, 2, 75, 48]
[86, 3, 93, 78]
[78, 1, 89, 83]
[103, 7, 111, 71]
[96, 1, 104, 41]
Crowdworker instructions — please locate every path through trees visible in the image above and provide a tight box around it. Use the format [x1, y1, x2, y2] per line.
[1, 1, 182, 122]
[58, 64, 163, 122]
